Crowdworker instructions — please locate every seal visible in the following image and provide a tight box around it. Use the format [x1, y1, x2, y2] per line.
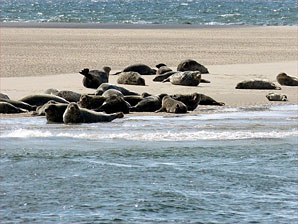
[19, 94, 69, 106]
[117, 71, 145, 86]
[276, 73, 298, 86]
[97, 95, 130, 114]
[177, 59, 209, 74]
[123, 95, 144, 107]
[63, 102, 124, 124]
[170, 93, 201, 111]
[0, 102, 27, 114]
[0, 93, 10, 100]
[156, 64, 172, 75]
[199, 94, 225, 106]
[102, 89, 124, 98]
[153, 71, 176, 82]
[79, 67, 111, 89]
[44, 103, 68, 123]
[155, 96, 187, 113]
[56, 90, 81, 102]
[266, 93, 288, 101]
[235, 79, 281, 90]
[33, 100, 58, 116]
[0, 98, 36, 111]
[78, 94, 106, 109]
[115, 63, 156, 75]
[95, 83, 139, 96]
[44, 88, 59, 95]
[130, 94, 166, 112]
[163, 71, 201, 86]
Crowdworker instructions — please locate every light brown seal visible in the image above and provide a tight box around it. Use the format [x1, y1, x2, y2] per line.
[177, 59, 209, 74]
[235, 79, 281, 90]
[155, 96, 187, 113]
[63, 102, 123, 124]
[117, 71, 145, 86]
[276, 73, 298, 86]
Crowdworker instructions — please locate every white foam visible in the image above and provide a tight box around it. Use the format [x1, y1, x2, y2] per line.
[1, 129, 52, 138]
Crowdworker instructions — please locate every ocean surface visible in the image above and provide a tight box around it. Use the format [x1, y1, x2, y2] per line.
[0, 105, 297, 223]
[0, 0, 297, 26]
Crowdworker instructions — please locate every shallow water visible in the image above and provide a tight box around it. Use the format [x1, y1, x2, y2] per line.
[0, 105, 297, 223]
[1, 0, 297, 26]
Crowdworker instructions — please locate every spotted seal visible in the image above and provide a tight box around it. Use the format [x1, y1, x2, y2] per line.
[155, 96, 187, 113]
[163, 71, 201, 86]
[117, 71, 145, 86]
[235, 79, 281, 90]
[0, 102, 27, 114]
[63, 102, 124, 124]
[276, 73, 298, 86]
[95, 83, 139, 96]
[177, 59, 209, 74]
[266, 93, 288, 101]
[79, 67, 111, 89]
[19, 94, 69, 106]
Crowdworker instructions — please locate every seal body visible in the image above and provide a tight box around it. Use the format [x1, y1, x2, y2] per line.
[177, 59, 209, 74]
[165, 71, 201, 86]
[56, 90, 81, 102]
[170, 93, 201, 111]
[199, 94, 225, 106]
[97, 96, 130, 114]
[120, 64, 156, 75]
[266, 93, 288, 101]
[276, 73, 298, 86]
[153, 71, 176, 82]
[130, 95, 163, 112]
[95, 83, 139, 96]
[44, 103, 68, 123]
[78, 94, 106, 109]
[79, 67, 111, 89]
[117, 72, 145, 86]
[102, 89, 124, 98]
[63, 102, 123, 124]
[19, 94, 69, 106]
[123, 95, 144, 106]
[0, 98, 36, 111]
[0, 102, 27, 114]
[156, 96, 187, 113]
[0, 93, 10, 100]
[156, 65, 172, 75]
[235, 79, 281, 90]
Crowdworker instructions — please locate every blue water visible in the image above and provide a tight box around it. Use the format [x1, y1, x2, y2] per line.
[0, 0, 297, 26]
[0, 105, 297, 223]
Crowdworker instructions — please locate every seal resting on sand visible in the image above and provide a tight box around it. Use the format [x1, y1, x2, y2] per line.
[163, 71, 201, 86]
[156, 64, 172, 75]
[199, 94, 225, 106]
[266, 93, 288, 101]
[19, 94, 69, 106]
[276, 73, 298, 86]
[170, 93, 201, 111]
[78, 94, 106, 110]
[117, 72, 145, 86]
[153, 71, 176, 82]
[130, 94, 166, 112]
[0, 98, 36, 111]
[79, 67, 111, 89]
[177, 59, 209, 74]
[97, 96, 130, 114]
[44, 103, 68, 123]
[95, 83, 139, 96]
[155, 96, 187, 113]
[235, 79, 281, 90]
[115, 64, 156, 75]
[63, 102, 123, 124]
[0, 102, 27, 114]
[0, 93, 10, 100]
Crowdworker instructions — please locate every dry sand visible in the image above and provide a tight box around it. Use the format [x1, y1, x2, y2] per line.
[0, 25, 297, 111]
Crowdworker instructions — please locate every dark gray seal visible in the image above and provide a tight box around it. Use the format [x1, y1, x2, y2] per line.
[0, 102, 27, 114]
[117, 71, 145, 86]
[199, 94, 225, 106]
[44, 103, 68, 123]
[235, 80, 281, 90]
[56, 90, 81, 102]
[79, 67, 111, 89]
[170, 93, 201, 111]
[164, 71, 201, 86]
[153, 71, 176, 82]
[95, 83, 139, 96]
[33, 100, 58, 116]
[155, 96, 187, 113]
[97, 95, 130, 114]
[115, 64, 156, 75]
[156, 64, 172, 75]
[130, 94, 166, 112]
[19, 94, 69, 106]
[0, 93, 10, 100]
[78, 94, 106, 110]
[123, 95, 144, 107]
[63, 102, 124, 124]
[102, 89, 124, 98]
[0, 98, 36, 111]
[177, 59, 209, 74]
[276, 73, 298, 86]
[266, 93, 288, 101]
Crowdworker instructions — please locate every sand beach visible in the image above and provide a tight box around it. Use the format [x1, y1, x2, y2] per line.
[0, 24, 297, 110]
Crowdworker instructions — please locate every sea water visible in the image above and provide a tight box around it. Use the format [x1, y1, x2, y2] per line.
[0, 0, 297, 26]
[0, 105, 297, 223]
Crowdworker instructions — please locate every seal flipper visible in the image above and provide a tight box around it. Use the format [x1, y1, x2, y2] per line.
[79, 68, 93, 79]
